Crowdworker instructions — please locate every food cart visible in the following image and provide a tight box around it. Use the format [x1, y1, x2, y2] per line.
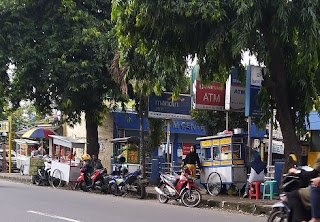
[197, 132, 247, 196]
[48, 135, 85, 188]
[15, 139, 40, 175]
[111, 136, 140, 172]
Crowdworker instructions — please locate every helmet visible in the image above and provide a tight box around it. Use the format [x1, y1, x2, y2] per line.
[82, 154, 91, 161]
[121, 167, 128, 175]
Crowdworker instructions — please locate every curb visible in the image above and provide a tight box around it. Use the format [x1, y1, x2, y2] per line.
[148, 188, 273, 216]
[0, 174, 32, 184]
[0, 174, 273, 216]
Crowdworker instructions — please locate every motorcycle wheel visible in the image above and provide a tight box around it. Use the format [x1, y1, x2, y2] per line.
[267, 210, 287, 222]
[109, 182, 123, 196]
[157, 184, 169, 204]
[34, 175, 41, 186]
[181, 188, 202, 207]
[101, 184, 109, 194]
[79, 181, 89, 192]
[133, 181, 146, 199]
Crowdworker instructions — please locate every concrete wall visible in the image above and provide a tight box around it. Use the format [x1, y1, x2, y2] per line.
[64, 112, 114, 172]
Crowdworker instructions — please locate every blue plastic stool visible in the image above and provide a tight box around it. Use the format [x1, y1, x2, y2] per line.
[263, 180, 277, 200]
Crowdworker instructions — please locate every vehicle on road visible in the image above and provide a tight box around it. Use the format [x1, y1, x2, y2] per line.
[0, 149, 18, 172]
[155, 168, 202, 207]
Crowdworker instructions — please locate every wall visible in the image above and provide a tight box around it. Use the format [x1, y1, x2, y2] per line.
[64, 112, 114, 172]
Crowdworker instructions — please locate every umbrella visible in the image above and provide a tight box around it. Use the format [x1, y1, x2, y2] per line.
[22, 127, 56, 139]
[22, 128, 57, 156]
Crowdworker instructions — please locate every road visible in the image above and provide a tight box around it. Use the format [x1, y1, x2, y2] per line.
[0, 179, 267, 222]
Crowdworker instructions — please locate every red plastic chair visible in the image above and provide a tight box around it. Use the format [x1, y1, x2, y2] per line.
[249, 181, 263, 199]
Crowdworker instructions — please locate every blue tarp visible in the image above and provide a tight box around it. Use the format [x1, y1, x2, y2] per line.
[306, 111, 320, 130]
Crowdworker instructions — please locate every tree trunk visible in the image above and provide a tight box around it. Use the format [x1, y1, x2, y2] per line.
[85, 111, 99, 157]
[265, 33, 302, 166]
[139, 94, 146, 178]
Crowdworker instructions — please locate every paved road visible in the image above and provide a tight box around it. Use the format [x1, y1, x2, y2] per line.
[0, 179, 267, 222]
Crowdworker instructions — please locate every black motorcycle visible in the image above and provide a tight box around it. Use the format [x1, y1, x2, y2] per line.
[268, 166, 314, 222]
[32, 158, 51, 186]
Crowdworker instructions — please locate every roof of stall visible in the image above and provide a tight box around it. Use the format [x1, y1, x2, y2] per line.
[48, 135, 86, 149]
[14, 139, 40, 145]
[110, 136, 140, 145]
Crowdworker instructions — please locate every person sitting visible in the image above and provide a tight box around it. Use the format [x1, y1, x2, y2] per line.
[82, 154, 93, 184]
[310, 176, 320, 222]
[91, 154, 103, 170]
[183, 145, 202, 178]
[243, 155, 266, 198]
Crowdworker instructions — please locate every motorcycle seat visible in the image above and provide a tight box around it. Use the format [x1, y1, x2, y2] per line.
[163, 174, 179, 186]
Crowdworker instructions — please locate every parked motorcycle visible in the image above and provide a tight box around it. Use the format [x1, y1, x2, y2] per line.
[268, 166, 314, 222]
[76, 167, 110, 193]
[155, 168, 202, 207]
[108, 167, 147, 199]
[32, 156, 51, 186]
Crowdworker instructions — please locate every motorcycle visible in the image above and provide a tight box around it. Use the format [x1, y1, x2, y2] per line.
[76, 167, 110, 193]
[32, 156, 51, 186]
[155, 168, 202, 207]
[268, 166, 314, 222]
[108, 168, 147, 199]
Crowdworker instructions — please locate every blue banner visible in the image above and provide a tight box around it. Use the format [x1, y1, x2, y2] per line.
[148, 93, 191, 120]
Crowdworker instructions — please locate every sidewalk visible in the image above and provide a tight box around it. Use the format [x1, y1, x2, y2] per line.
[0, 173, 277, 215]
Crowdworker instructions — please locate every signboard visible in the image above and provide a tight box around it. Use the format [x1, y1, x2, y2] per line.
[245, 66, 265, 117]
[0, 120, 9, 133]
[182, 143, 193, 155]
[191, 65, 225, 111]
[225, 69, 246, 112]
[148, 92, 191, 119]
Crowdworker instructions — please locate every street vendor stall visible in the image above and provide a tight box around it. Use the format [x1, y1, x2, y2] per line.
[197, 132, 247, 196]
[111, 136, 140, 172]
[48, 135, 85, 188]
[15, 139, 40, 175]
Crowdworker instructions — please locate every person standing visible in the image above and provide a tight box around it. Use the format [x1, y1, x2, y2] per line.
[183, 145, 202, 177]
[310, 176, 320, 222]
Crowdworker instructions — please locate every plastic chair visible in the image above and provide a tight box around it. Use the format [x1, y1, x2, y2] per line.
[249, 181, 263, 199]
[263, 180, 277, 200]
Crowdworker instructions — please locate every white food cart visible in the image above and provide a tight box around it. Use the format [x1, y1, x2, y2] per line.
[15, 139, 40, 175]
[48, 135, 85, 188]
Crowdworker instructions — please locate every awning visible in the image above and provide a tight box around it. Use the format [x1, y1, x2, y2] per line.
[49, 135, 86, 149]
[14, 139, 40, 145]
[110, 136, 140, 145]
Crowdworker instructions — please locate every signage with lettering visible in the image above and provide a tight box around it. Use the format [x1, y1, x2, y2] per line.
[148, 92, 191, 120]
[182, 143, 193, 155]
[170, 120, 206, 135]
[192, 80, 225, 110]
[0, 120, 9, 133]
[225, 69, 246, 112]
[245, 65, 266, 117]
[191, 65, 225, 111]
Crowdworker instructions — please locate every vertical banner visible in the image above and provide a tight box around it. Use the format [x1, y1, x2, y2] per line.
[245, 66, 265, 117]
[225, 69, 246, 112]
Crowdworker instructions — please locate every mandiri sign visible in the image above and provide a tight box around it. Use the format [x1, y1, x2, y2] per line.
[148, 92, 191, 120]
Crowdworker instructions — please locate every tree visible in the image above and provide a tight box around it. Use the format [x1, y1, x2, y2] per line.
[0, 0, 119, 155]
[191, 110, 247, 136]
[111, 0, 320, 163]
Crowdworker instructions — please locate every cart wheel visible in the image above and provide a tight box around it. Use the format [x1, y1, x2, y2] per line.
[50, 169, 63, 188]
[206, 172, 222, 196]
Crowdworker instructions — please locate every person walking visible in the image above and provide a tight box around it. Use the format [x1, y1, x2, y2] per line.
[310, 176, 320, 222]
[183, 145, 201, 178]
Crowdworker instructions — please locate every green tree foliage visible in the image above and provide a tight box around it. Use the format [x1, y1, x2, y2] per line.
[191, 110, 247, 136]
[0, 0, 119, 155]
[111, 0, 320, 162]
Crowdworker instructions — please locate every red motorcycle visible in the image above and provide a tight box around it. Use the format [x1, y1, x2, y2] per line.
[155, 168, 202, 207]
[76, 168, 110, 193]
